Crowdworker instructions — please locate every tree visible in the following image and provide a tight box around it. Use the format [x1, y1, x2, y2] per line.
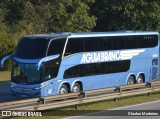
[2, 0, 96, 34]
[48, 0, 97, 32]
[16, 1, 51, 34]
[0, 0, 97, 70]
[0, 0, 26, 26]
[0, 7, 20, 70]
[92, 0, 160, 32]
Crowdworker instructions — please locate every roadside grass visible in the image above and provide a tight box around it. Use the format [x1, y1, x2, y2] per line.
[2, 91, 160, 119]
[0, 71, 11, 84]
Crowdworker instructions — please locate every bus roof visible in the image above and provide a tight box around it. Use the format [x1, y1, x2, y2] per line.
[25, 31, 159, 39]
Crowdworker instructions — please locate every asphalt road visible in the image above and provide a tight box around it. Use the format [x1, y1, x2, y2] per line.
[65, 100, 160, 119]
[0, 83, 28, 103]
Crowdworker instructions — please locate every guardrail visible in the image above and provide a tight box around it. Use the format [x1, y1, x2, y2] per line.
[0, 80, 160, 110]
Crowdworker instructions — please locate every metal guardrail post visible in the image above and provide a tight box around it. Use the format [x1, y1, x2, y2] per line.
[114, 86, 121, 93]
[39, 97, 45, 104]
[146, 82, 152, 88]
[114, 86, 121, 102]
[146, 82, 152, 97]
[81, 91, 86, 98]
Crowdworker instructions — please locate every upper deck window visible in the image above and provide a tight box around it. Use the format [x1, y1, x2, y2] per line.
[47, 38, 66, 56]
[15, 37, 49, 59]
[65, 38, 84, 56]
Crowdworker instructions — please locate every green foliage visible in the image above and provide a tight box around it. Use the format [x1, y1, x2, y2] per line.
[1, 0, 96, 34]
[0, 27, 18, 70]
[92, 0, 160, 32]
[48, 0, 96, 32]
[0, 8, 21, 70]
[0, 0, 160, 70]
[0, 0, 97, 70]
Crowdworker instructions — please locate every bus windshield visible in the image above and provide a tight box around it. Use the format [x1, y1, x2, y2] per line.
[12, 62, 42, 84]
[15, 37, 49, 59]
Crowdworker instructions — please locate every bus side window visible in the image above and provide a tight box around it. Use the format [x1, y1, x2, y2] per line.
[93, 63, 104, 75]
[150, 35, 158, 47]
[137, 36, 148, 48]
[85, 64, 93, 76]
[112, 36, 125, 50]
[80, 65, 85, 77]
[44, 66, 59, 80]
[47, 38, 66, 56]
[84, 37, 99, 52]
[64, 65, 80, 79]
[105, 61, 116, 74]
[104, 60, 130, 74]
[65, 38, 84, 56]
[125, 36, 138, 49]
[44, 67, 54, 80]
[99, 37, 113, 51]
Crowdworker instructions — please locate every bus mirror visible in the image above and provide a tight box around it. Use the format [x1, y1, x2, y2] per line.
[0, 54, 13, 68]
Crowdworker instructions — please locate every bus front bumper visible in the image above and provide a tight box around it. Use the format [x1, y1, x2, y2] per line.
[10, 87, 42, 97]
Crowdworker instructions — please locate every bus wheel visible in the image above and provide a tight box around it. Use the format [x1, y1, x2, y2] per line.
[59, 84, 68, 94]
[137, 75, 144, 83]
[127, 76, 135, 85]
[72, 83, 81, 93]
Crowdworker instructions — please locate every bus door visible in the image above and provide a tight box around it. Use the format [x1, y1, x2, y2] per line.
[151, 58, 158, 81]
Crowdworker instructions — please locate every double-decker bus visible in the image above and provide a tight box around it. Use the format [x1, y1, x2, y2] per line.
[0, 31, 159, 97]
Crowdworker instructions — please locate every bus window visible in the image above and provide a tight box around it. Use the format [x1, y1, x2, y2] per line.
[85, 64, 93, 76]
[65, 38, 84, 56]
[116, 60, 131, 72]
[63, 65, 80, 79]
[112, 36, 125, 50]
[84, 37, 99, 52]
[79, 65, 85, 77]
[137, 36, 148, 48]
[93, 63, 104, 75]
[44, 66, 59, 81]
[125, 36, 138, 49]
[150, 35, 158, 47]
[105, 61, 117, 74]
[47, 38, 66, 56]
[15, 37, 49, 59]
[99, 37, 113, 51]
[104, 60, 130, 74]
[44, 67, 54, 80]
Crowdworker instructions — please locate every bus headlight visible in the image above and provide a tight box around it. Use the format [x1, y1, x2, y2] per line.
[33, 83, 48, 90]
[11, 82, 16, 88]
[33, 87, 41, 90]
[11, 84, 15, 88]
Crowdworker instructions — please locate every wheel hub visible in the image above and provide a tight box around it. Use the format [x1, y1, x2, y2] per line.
[60, 88, 67, 94]
[72, 86, 79, 92]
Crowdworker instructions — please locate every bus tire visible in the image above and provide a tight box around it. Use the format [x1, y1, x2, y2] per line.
[72, 83, 81, 93]
[137, 75, 144, 83]
[59, 84, 68, 94]
[127, 76, 135, 85]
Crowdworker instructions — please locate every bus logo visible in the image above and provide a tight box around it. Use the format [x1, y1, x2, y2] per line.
[80, 49, 145, 64]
